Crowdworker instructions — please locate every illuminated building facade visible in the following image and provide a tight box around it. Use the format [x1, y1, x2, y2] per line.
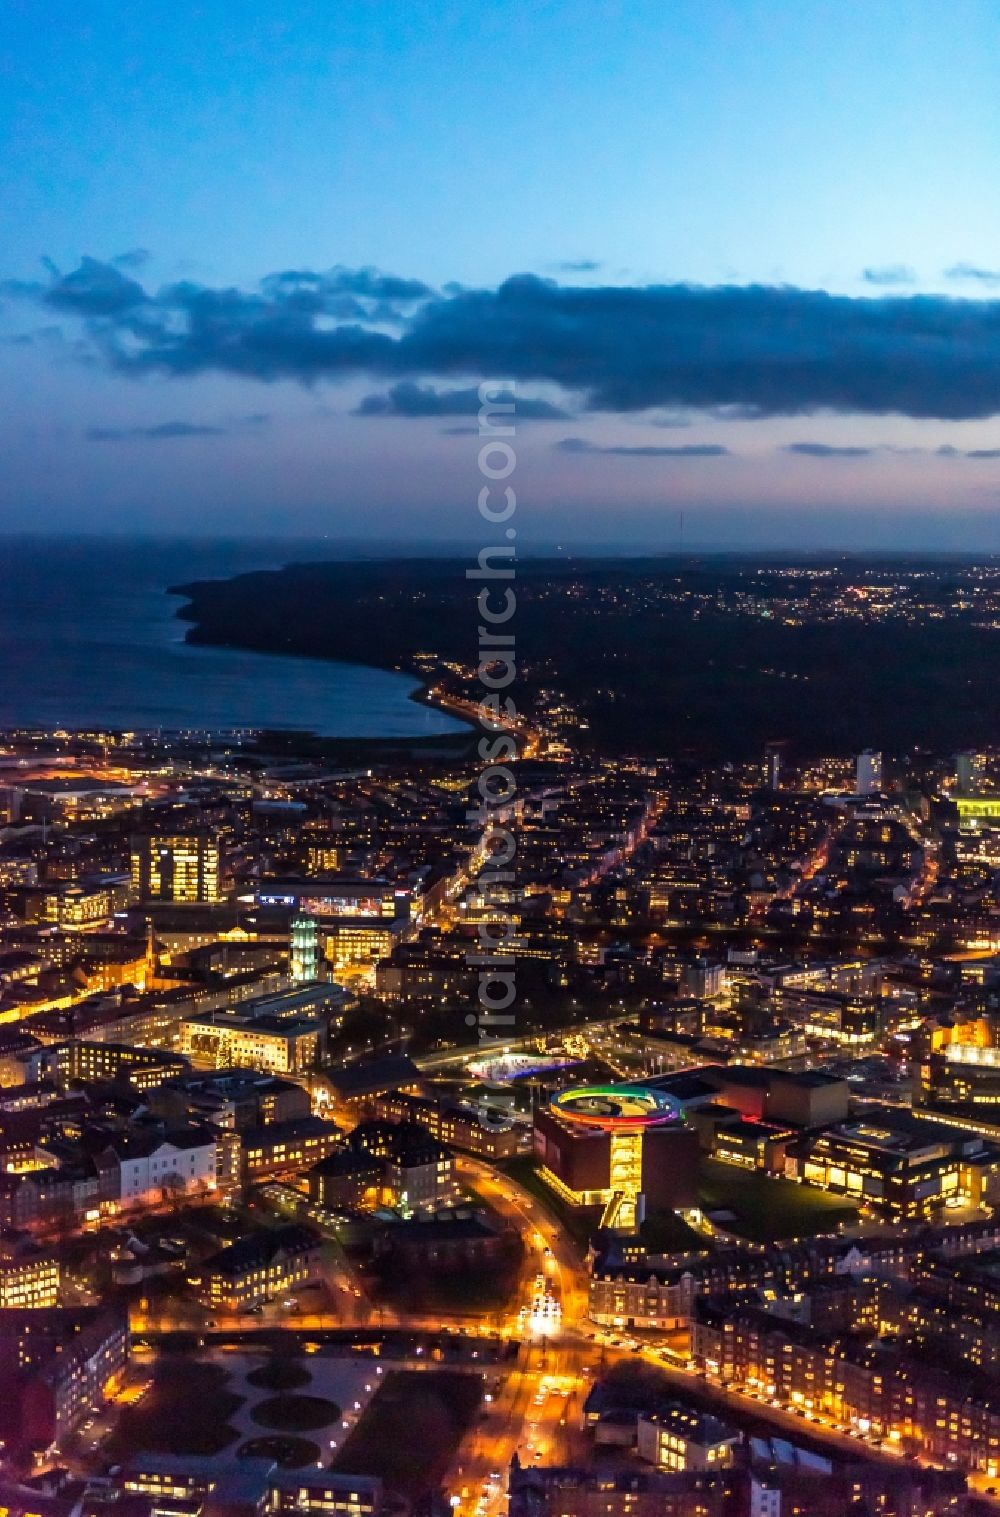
[589, 1268, 698, 1330]
[956, 794, 1000, 827]
[856, 748, 883, 795]
[47, 1039, 188, 1092]
[40, 880, 124, 930]
[366, 1088, 521, 1159]
[122, 1460, 382, 1517]
[0, 1229, 59, 1308]
[923, 1042, 1000, 1110]
[113, 1128, 219, 1208]
[691, 1298, 1000, 1476]
[636, 1406, 739, 1472]
[323, 918, 399, 972]
[256, 875, 412, 919]
[269, 1470, 383, 1516]
[533, 1084, 698, 1230]
[130, 830, 221, 902]
[956, 749, 987, 794]
[290, 913, 319, 982]
[784, 1114, 1000, 1219]
[179, 986, 343, 1074]
[304, 840, 344, 872]
[771, 985, 882, 1044]
[507, 1461, 730, 1517]
[239, 1116, 342, 1183]
[179, 1010, 322, 1073]
[0, 1305, 130, 1452]
[307, 1148, 385, 1209]
[193, 1222, 321, 1311]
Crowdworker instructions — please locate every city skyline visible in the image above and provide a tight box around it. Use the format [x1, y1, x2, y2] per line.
[3, 0, 1000, 545]
[10, 7, 1000, 1511]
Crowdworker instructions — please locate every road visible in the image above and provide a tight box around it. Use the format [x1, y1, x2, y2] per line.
[123, 1155, 1000, 1508]
[445, 1155, 591, 1516]
[421, 686, 543, 761]
[414, 1016, 623, 1073]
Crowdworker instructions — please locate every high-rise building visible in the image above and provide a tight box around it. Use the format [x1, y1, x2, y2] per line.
[130, 831, 221, 903]
[956, 750, 987, 795]
[763, 742, 784, 792]
[855, 749, 883, 796]
[290, 914, 320, 983]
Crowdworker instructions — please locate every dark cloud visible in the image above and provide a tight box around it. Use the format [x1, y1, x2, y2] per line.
[556, 437, 729, 457]
[555, 259, 603, 273]
[354, 381, 570, 419]
[112, 248, 152, 270]
[786, 441, 1000, 460]
[9, 259, 1000, 420]
[86, 420, 226, 441]
[784, 442, 875, 457]
[648, 412, 692, 428]
[37, 256, 149, 316]
[945, 262, 1000, 285]
[862, 264, 916, 286]
[261, 266, 431, 303]
[0, 323, 67, 350]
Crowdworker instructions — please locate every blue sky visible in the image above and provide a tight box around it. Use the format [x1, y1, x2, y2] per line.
[3, 0, 1000, 546]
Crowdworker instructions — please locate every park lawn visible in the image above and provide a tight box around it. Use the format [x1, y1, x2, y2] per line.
[370, 1255, 521, 1314]
[697, 1158, 858, 1244]
[105, 1358, 243, 1458]
[637, 1209, 705, 1254]
[330, 1370, 482, 1498]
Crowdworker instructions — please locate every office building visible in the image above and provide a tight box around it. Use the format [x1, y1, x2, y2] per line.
[856, 749, 883, 796]
[46, 1039, 189, 1092]
[239, 1115, 342, 1183]
[193, 1222, 321, 1311]
[365, 1088, 521, 1160]
[179, 984, 344, 1075]
[956, 750, 987, 795]
[255, 875, 412, 919]
[290, 913, 320, 982]
[923, 1042, 1000, 1112]
[0, 1306, 129, 1452]
[0, 1228, 59, 1308]
[122, 1458, 382, 1517]
[130, 830, 221, 903]
[763, 742, 783, 792]
[784, 1112, 1000, 1220]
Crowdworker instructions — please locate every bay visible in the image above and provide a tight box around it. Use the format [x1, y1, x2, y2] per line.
[0, 537, 467, 737]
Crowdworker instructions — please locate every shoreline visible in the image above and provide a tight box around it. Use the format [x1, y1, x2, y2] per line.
[177, 613, 475, 740]
[0, 540, 474, 743]
[171, 571, 475, 746]
[170, 554, 1000, 759]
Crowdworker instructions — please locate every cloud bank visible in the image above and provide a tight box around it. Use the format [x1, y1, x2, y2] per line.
[85, 414, 269, 442]
[785, 442, 876, 458]
[354, 381, 569, 419]
[6, 259, 1000, 420]
[86, 420, 224, 441]
[555, 438, 729, 457]
[862, 264, 916, 286]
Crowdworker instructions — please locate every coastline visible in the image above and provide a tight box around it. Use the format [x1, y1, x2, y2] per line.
[170, 554, 1000, 759]
[0, 538, 477, 742]
[171, 572, 476, 754]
